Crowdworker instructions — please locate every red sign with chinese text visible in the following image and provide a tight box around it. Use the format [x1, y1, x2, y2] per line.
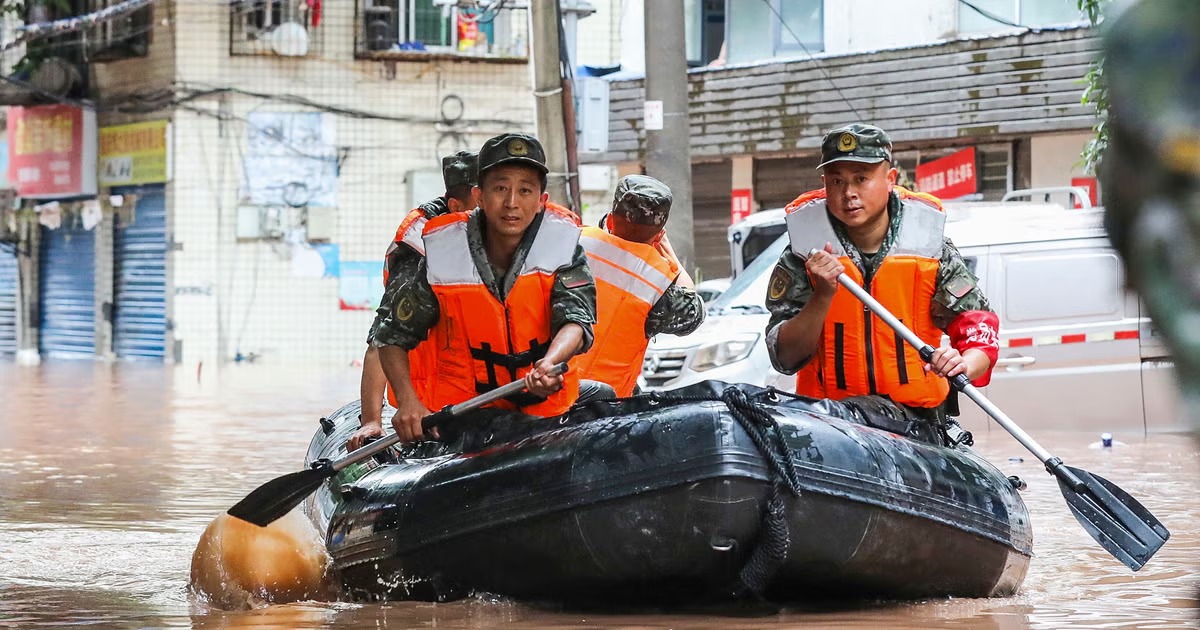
[6, 104, 97, 198]
[1071, 176, 1099, 209]
[731, 188, 752, 224]
[915, 147, 977, 200]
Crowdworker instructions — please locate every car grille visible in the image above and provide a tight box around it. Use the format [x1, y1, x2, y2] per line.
[641, 348, 690, 387]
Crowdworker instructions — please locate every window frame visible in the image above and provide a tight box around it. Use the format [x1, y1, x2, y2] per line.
[355, 0, 528, 62]
[958, 0, 1085, 34]
[229, 0, 321, 58]
[723, 0, 824, 66]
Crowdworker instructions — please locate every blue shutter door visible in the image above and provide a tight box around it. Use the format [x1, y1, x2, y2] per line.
[39, 220, 96, 359]
[0, 242, 18, 358]
[113, 187, 167, 360]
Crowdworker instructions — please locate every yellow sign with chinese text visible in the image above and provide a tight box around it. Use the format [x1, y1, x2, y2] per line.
[99, 120, 169, 186]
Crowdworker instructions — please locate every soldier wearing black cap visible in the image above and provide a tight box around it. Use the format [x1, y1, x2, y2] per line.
[373, 133, 598, 443]
[574, 175, 705, 396]
[763, 123, 1000, 443]
[351, 150, 482, 450]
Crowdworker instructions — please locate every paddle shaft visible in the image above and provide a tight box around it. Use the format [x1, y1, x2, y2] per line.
[331, 361, 569, 473]
[826, 266, 1086, 490]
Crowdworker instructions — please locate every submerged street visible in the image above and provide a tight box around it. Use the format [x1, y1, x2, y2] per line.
[0, 362, 1196, 629]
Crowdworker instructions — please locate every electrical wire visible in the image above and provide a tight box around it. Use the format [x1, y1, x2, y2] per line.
[757, 0, 864, 123]
[957, 0, 1030, 30]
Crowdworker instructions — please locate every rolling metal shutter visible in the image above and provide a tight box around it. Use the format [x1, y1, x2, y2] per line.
[113, 187, 167, 360]
[690, 160, 733, 281]
[39, 221, 96, 359]
[0, 242, 17, 358]
[753, 156, 823, 210]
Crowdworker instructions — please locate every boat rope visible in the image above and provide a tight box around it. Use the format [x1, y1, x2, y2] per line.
[624, 386, 804, 597]
[718, 387, 804, 598]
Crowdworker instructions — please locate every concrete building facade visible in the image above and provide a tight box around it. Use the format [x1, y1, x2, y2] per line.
[581, 0, 1101, 279]
[1, 0, 537, 367]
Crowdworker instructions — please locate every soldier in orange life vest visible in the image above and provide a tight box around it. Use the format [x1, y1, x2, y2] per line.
[576, 175, 705, 396]
[373, 133, 598, 443]
[765, 123, 1000, 440]
[350, 151, 478, 451]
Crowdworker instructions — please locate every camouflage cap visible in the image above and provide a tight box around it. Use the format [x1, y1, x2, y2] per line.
[477, 133, 548, 177]
[612, 174, 672, 226]
[441, 151, 478, 190]
[817, 123, 894, 170]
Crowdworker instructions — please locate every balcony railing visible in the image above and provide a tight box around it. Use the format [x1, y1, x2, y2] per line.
[230, 0, 324, 57]
[355, 1, 528, 62]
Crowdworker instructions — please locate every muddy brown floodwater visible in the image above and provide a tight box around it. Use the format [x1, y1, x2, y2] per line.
[1, 362, 1197, 629]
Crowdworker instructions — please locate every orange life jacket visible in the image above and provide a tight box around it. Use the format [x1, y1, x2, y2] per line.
[785, 187, 950, 408]
[575, 224, 680, 397]
[422, 204, 582, 417]
[381, 207, 438, 408]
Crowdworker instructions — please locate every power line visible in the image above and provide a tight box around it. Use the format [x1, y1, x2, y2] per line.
[758, 0, 865, 123]
[957, 0, 1030, 30]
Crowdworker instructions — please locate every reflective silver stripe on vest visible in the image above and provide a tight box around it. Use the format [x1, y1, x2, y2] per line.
[424, 220, 481, 285]
[522, 210, 581, 275]
[402, 215, 428, 256]
[786, 199, 846, 258]
[580, 234, 674, 297]
[786, 196, 945, 259]
[587, 253, 663, 306]
[891, 198, 946, 258]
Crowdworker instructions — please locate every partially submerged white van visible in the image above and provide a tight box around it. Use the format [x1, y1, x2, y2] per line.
[642, 203, 1182, 434]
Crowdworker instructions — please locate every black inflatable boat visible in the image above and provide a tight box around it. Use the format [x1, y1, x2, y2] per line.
[302, 382, 1032, 604]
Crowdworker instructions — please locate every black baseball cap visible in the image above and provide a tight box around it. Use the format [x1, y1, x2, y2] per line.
[477, 133, 549, 177]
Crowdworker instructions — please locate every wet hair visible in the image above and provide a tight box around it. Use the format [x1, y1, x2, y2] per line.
[480, 165, 548, 193]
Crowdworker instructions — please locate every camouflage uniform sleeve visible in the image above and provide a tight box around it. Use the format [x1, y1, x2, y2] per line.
[931, 237, 993, 331]
[764, 248, 815, 375]
[551, 244, 598, 353]
[764, 248, 814, 335]
[369, 247, 424, 344]
[644, 283, 705, 337]
[370, 258, 440, 351]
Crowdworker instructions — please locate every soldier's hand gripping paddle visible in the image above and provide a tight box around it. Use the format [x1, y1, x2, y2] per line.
[227, 362, 570, 528]
[813, 250, 1169, 571]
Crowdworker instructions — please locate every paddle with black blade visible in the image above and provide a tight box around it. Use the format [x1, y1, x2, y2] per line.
[816, 251, 1169, 571]
[227, 361, 570, 528]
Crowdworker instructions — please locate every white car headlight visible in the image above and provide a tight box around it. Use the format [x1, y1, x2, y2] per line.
[689, 333, 759, 372]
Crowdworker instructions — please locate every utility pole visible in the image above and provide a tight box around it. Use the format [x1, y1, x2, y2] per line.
[530, 0, 570, 206]
[643, 0, 694, 271]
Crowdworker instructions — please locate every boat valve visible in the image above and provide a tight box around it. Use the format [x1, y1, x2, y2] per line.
[319, 416, 336, 435]
[1007, 475, 1027, 491]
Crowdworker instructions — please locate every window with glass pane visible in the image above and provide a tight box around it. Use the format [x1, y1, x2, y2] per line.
[959, 0, 1017, 33]
[685, 0, 702, 64]
[1020, 0, 1082, 27]
[778, 0, 822, 51]
[726, 0, 772, 64]
[412, 0, 451, 47]
[960, 0, 1083, 33]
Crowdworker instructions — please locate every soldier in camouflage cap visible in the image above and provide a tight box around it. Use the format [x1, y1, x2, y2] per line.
[612, 174, 673, 226]
[372, 132, 599, 443]
[1102, 0, 1200, 431]
[763, 123, 1000, 443]
[574, 175, 704, 395]
[352, 149, 480, 451]
[441, 150, 478, 194]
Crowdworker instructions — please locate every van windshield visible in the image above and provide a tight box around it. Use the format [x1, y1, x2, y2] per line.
[708, 235, 789, 315]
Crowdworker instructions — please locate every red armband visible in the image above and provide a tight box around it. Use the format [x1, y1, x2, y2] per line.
[947, 310, 1000, 387]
